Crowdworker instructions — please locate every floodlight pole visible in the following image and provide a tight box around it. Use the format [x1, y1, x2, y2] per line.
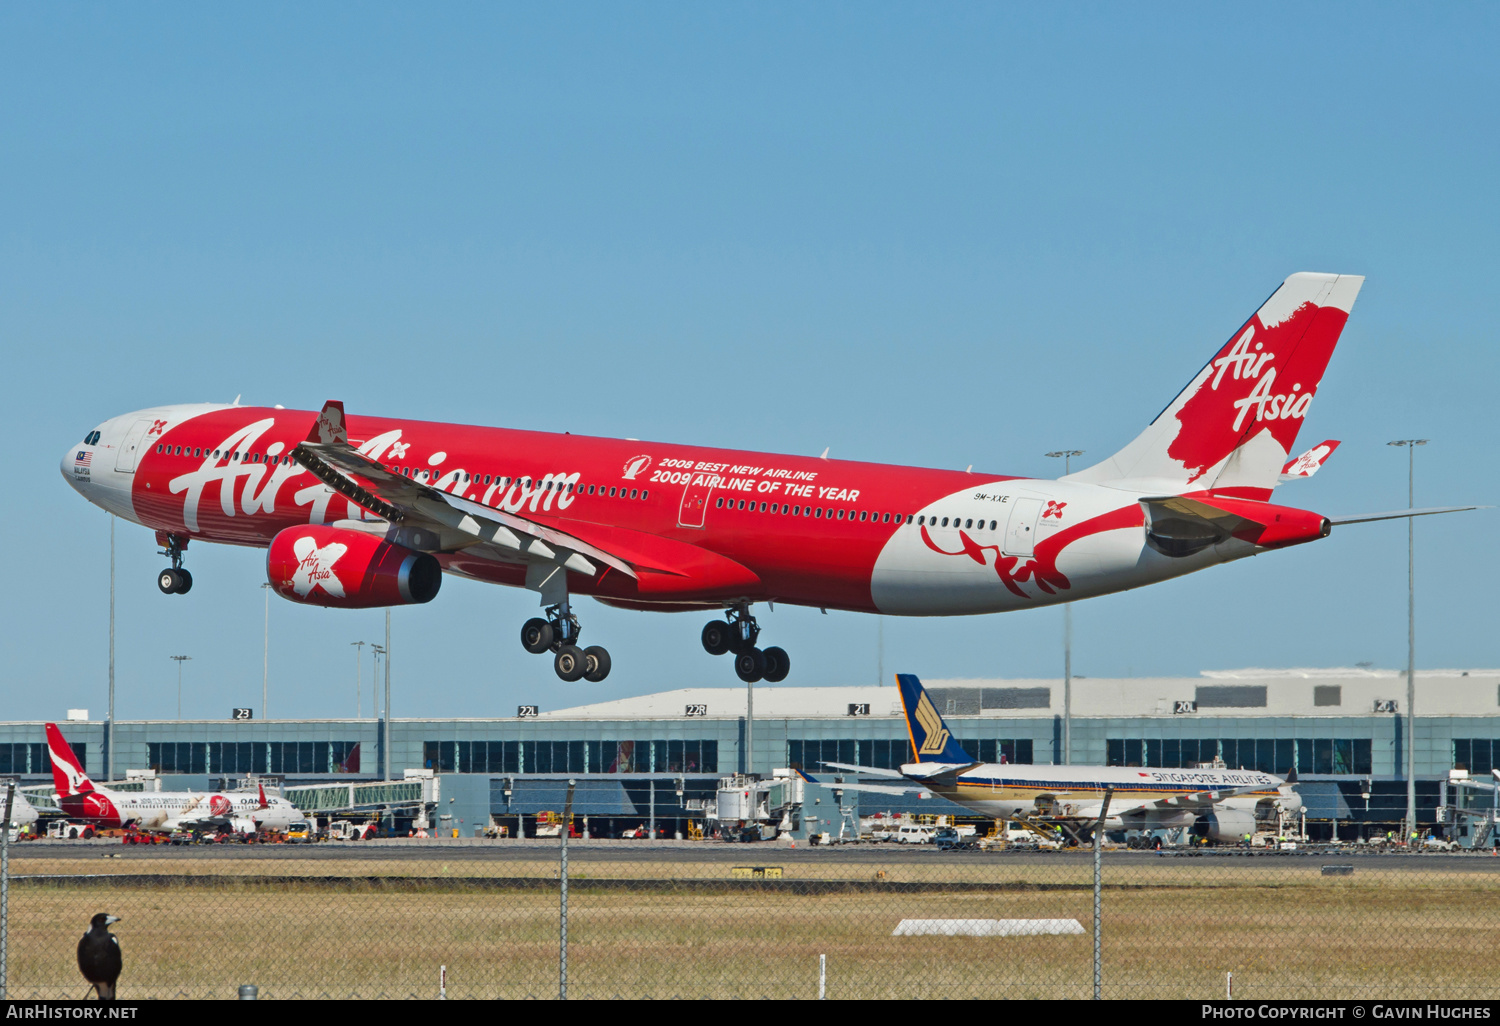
[1388, 439, 1427, 843]
[170, 655, 192, 720]
[108, 516, 116, 782]
[384, 609, 392, 782]
[1045, 450, 1083, 765]
[351, 641, 366, 719]
[261, 583, 271, 718]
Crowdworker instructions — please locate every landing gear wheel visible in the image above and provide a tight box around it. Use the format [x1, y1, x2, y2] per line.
[176, 569, 193, 594]
[583, 646, 612, 683]
[555, 645, 588, 682]
[734, 647, 766, 683]
[158, 569, 181, 594]
[521, 618, 555, 654]
[701, 621, 731, 656]
[761, 646, 790, 683]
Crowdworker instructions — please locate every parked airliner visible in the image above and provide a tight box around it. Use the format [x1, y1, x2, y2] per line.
[60, 272, 1471, 683]
[46, 724, 300, 834]
[809, 674, 1301, 844]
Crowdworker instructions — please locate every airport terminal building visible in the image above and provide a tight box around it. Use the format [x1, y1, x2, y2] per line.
[7, 667, 1498, 839]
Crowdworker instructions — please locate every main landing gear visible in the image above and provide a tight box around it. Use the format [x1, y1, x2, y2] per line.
[701, 605, 789, 684]
[156, 533, 192, 595]
[520, 602, 611, 683]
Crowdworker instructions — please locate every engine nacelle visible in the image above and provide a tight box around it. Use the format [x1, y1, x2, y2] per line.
[1195, 808, 1259, 844]
[267, 524, 442, 608]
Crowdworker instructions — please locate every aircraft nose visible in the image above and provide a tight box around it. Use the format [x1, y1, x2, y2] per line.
[61, 443, 87, 488]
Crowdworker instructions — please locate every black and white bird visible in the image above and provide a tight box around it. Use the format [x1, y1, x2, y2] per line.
[77, 913, 122, 1001]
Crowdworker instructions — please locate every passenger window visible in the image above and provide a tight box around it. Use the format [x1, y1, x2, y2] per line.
[609, 487, 617, 497]
[883, 513, 891, 523]
[965, 518, 972, 529]
[630, 489, 638, 499]
[792, 505, 800, 516]
[940, 517, 949, 527]
[815, 508, 823, 518]
[716, 498, 724, 508]
[641, 490, 648, 499]
[587, 484, 594, 494]
[989, 520, 997, 530]
[858, 511, 867, 522]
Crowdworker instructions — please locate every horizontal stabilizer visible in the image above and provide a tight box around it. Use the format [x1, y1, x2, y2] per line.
[1139, 495, 1330, 553]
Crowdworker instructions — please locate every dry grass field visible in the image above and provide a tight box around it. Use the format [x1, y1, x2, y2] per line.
[8, 852, 1500, 999]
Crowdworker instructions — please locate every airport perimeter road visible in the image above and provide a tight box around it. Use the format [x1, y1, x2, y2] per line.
[12, 839, 1500, 872]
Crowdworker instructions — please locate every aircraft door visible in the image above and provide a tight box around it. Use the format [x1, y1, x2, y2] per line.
[1004, 498, 1043, 557]
[114, 420, 154, 473]
[677, 476, 714, 529]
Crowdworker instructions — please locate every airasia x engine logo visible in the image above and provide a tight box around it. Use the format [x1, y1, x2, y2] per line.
[290, 535, 348, 598]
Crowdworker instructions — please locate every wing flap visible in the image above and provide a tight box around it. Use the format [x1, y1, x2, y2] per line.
[293, 407, 636, 579]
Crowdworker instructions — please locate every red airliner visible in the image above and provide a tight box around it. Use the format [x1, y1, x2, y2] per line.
[61, 272, 1469, 684]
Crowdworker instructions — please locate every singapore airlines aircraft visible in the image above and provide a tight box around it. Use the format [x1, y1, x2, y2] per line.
[60, 272, 1471, 684]
[46, 724, 300, 835]
[809, 674, 1302, 844]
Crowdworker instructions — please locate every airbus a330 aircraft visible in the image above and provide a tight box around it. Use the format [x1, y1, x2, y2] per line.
[60, 272, 1470, 684]
[46, 724, 300, 834]
[808, 674, 1302, 844]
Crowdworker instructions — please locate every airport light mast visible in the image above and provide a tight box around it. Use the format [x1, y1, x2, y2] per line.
[351, 641, 367, 719]
[1045, 449, 1084, 765]
[170, 655, 191, 720]
[1388, 438, 1428, 843]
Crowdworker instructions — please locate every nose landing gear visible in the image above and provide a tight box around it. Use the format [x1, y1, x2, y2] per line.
[520, 603, 611, 683]
[156, 533, 193, 595]
[702, 605, 789, 683]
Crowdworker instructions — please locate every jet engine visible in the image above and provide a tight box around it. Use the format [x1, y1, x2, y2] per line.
[266, 524, 442, 608]
[1194, 808, 1259, 844]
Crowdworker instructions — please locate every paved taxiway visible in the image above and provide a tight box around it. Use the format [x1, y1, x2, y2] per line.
[12, 839, 1500, 873]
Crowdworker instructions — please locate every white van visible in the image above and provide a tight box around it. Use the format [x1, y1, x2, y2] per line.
[895, 824, 935, 844]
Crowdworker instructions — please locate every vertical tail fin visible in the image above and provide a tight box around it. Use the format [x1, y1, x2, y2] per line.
[895, 674, 974, 764]
[44, 723, 96, 796]
[1070, 273, 1363, 499]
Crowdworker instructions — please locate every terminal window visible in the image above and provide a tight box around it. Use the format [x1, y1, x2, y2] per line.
[1107, 737, 1371, 774]
[0, 742, 52, 775]
[424, 739, 718, 774]
[149, 741, 360, 775]
[1454, 739, 1499, 774]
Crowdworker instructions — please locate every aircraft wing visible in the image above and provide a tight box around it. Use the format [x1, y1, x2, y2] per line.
[797, 769, 928, 798]
[293, 401, 636, 580]
[818, 762, 906, 780]
[1114, 781, 1274, 818]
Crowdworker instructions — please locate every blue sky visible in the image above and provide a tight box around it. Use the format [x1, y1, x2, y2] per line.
[2, 5, 1496, 722]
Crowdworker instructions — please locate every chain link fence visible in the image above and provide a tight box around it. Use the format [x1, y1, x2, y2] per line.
[3, 781, 1499, 1000]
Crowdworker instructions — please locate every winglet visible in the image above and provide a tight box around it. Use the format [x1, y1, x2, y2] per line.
[1285, 765, 1298, 785]
[1280, 440, 1340, 481]
[307, 401, 349, 445]
[895, 674, 974, 764]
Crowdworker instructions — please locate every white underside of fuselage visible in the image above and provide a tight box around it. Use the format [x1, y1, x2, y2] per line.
[869, 479, 1249, 616]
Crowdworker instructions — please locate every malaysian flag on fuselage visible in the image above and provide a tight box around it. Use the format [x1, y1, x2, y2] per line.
[74, 450, 92, 467]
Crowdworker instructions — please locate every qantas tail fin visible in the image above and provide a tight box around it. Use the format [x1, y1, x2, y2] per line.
[1070, 273, 1363, 500]
[44, 723, 97, 797]
[895, 674, 974, 764]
